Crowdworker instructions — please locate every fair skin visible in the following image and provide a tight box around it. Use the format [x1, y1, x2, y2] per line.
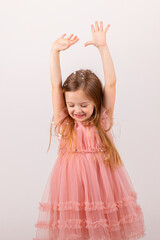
[65, 89, 95, 122]
[50, 21, 116, 125]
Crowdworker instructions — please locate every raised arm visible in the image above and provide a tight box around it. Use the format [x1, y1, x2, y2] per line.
[98, 45, 116, 87]
[50, 50, 62, 88]
[98, 44, 116, 117]
[50, 34, 79, 124]
[50, 33, 79, 88]
[84, 21, 116, 118]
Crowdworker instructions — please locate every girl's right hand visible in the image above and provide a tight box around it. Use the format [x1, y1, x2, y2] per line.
[51, 34, 79, 53]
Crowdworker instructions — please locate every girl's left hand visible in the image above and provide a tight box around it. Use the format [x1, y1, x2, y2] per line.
[84, 21, 110, 48]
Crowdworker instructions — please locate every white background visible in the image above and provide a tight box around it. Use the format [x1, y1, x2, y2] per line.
[0, 0, 160, 239]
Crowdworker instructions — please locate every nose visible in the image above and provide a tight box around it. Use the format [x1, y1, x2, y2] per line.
[74, 106, 83, 113]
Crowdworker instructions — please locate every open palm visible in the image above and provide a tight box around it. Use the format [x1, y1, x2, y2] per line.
[51, 34, 79, 52]
[84, 21, 110, 48]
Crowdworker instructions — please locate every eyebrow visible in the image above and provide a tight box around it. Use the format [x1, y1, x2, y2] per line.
[66, 102, 89, 104]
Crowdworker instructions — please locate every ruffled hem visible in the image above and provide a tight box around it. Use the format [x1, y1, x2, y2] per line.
[33, 230, 146, 240]
[33, 226, 146, 240]
[35, 213, 144, 230]
[34, 191, 146, 240]
[38, 192, 137, 213]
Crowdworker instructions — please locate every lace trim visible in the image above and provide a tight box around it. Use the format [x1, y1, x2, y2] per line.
[33, 238, 110, 240]
[121, 231, 146, 240]
[34, 212, 145, 231]
[33, 230, 146, 240]
[38, 192, 137, 212]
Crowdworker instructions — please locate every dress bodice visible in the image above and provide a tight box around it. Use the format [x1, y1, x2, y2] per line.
[51, 106, 113, 153]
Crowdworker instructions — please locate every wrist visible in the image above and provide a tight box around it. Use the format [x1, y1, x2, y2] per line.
[98, 44, 108, 51]
[50, 47, 60, 55]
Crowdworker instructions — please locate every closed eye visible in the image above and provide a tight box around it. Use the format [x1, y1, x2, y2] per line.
[69, 105, 87, 108]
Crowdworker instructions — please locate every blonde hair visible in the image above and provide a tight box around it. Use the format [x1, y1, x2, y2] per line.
[47, 69, 124, 172]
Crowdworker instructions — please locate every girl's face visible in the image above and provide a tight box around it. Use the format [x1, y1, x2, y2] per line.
[65, 90, 95, 122]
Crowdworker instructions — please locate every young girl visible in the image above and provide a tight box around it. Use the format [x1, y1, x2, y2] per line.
[33, 21, 146, 240]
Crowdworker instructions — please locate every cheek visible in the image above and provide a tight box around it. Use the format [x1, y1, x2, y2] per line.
[68, 109, 72, 114]
[68, 109, 75, 115]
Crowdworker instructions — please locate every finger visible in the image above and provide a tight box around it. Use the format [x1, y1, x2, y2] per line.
[95, 21, 99, 31]
[100, 21, 103, 31]
[91, 24, 95, 33]
[60, 33, 66, 38]
[84, 41, 92, 47]
[69, 37, 79, 45]
[74, 38, 79, 44]
[66, 34, 74, 40]
[72, 36, 78, 41]
[104, 24, 110, 33]
[70, 36, 78, 43]
[73, 38, 79, 44]
[68, 39, 79, 48]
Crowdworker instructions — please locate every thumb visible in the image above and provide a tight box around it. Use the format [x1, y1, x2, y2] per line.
[84, 41, 93, 47]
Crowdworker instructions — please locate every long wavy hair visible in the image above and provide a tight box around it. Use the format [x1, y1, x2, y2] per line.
[47, 69, 124, 172]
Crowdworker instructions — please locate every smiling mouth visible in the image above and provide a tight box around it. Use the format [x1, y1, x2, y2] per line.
[74, 114, 85, 118]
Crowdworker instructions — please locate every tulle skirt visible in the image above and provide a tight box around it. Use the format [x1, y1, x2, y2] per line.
[33, 150, 146, 240]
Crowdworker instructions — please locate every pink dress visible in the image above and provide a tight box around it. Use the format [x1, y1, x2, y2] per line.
[33, 106, 146, 240]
